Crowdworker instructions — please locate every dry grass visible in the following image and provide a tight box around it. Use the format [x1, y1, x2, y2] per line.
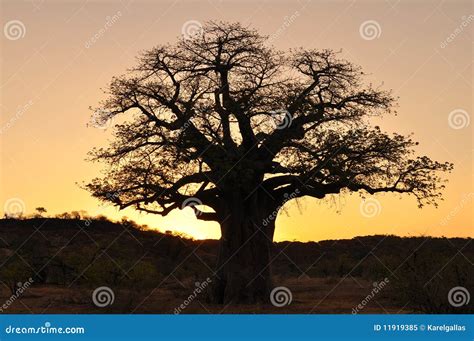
[0, 277, 409, 314]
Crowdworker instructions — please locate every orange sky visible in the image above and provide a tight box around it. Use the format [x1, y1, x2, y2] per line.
[1, 0, 472, 241]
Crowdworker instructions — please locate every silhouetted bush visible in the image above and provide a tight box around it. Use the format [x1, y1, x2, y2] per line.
[0, 218, 472, 313]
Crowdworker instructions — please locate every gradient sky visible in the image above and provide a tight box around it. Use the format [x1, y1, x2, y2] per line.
[1, 0, 472, 241]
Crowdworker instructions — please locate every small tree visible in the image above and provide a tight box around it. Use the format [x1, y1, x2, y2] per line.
[86, 22, 452, 303]
[35, 207, 47, 217]
[70, 211, 81, 219]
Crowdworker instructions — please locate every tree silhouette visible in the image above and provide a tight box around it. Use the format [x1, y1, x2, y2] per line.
[86, 22, 452, 303]
[35, 207, 47, 217]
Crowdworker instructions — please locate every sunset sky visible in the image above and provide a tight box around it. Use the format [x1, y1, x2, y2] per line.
[1, 0, 472, 241]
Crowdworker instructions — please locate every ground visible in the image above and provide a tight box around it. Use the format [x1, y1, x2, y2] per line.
[0, 218, 472, 314]
[0, 277, 408, 314]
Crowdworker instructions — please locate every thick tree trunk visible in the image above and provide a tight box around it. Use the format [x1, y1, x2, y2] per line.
[210, 192, 276, 304]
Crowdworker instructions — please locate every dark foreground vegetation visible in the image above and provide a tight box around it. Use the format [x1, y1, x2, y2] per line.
[0, 217, 472, 314]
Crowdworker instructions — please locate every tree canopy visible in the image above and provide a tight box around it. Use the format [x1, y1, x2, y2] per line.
[86, 21, 453, 224]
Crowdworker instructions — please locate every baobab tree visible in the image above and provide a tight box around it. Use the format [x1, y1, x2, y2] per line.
[86, 22, 452, 303]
